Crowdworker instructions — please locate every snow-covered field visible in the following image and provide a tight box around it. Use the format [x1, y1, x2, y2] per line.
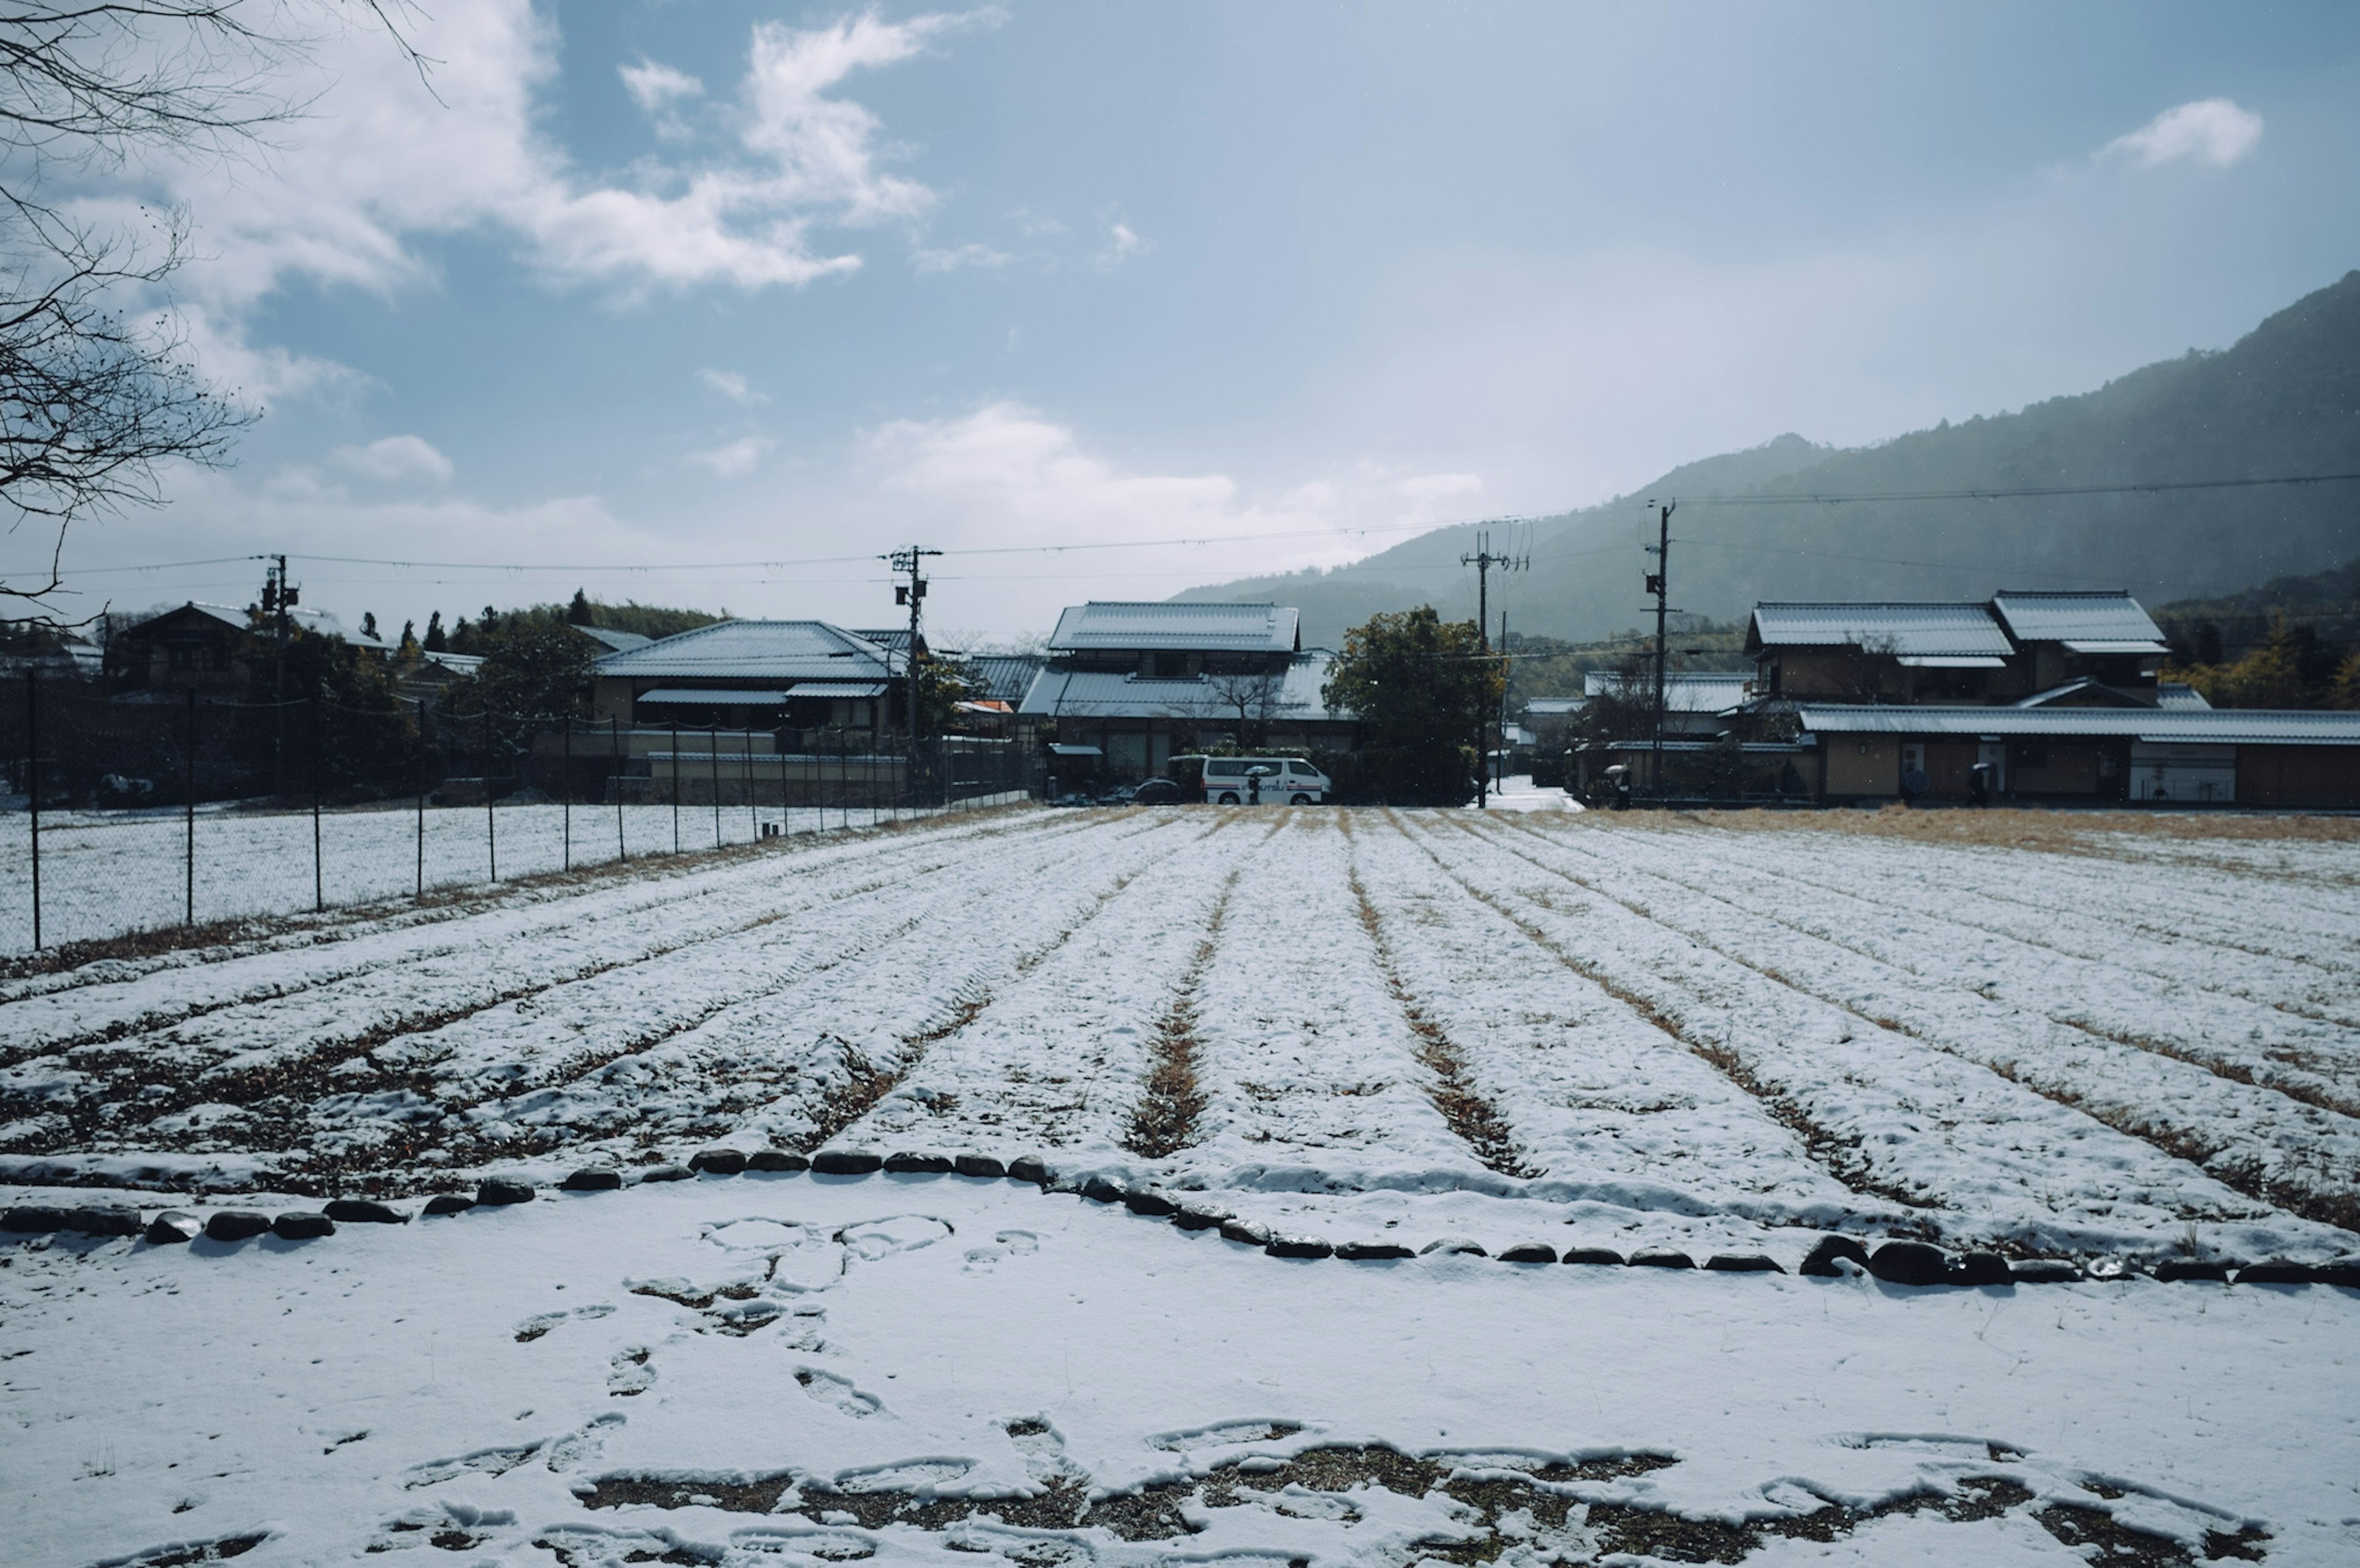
[4, 806, 2356, 1566]
[0, 796, 1015, 952]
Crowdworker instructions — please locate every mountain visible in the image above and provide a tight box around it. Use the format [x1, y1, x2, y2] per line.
[1176, 271, 2360, 647]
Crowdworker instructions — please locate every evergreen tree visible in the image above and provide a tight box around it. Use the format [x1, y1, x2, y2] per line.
[398, 619, 419, 660]
[566, 587, 595, 626]
[361, 611, 378, 641]
[422, 611, 447, 653]
[1321, 607, 1503, 804]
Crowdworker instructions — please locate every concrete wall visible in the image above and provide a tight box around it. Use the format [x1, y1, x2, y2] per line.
[1823, 735, 1900, 797]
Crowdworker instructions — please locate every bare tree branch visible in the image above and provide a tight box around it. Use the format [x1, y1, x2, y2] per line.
[0, 1, 429, 625]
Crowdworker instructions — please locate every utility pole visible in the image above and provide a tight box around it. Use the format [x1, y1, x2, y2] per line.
[886, 546, 940, 811]
[1643, 500, 1677, 801]
[1461, 528, 1525, 809]
[259, 555, 297, 801]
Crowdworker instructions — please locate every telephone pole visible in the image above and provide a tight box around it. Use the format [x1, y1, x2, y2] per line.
[1461, 528, 1526, 808]
[259, 555, 297, 801]
[884, 546, 940, 742]
[1643, 500, 1677, 800]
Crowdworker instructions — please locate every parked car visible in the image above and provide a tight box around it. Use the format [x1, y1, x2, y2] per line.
[1202, 756, 1331, 804]
[1129, 776, 1184, 805]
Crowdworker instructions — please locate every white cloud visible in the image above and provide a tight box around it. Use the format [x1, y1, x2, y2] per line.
[913, 242, 1016, 274]
[2099, 98, 2263, 170]
[620, 57, 704, 114]
[863, 401, 1473, 559]
[698, 368, 766, 405]
[1094, 221, 1150, 268]
[690, 436, 772, 476]
[95, 1, 999, 393]
[329, 434, 455, 485]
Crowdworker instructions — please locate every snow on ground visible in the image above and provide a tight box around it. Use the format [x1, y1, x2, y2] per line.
[3, 804, 2357, 1565]
[0, 796, 1017, 953]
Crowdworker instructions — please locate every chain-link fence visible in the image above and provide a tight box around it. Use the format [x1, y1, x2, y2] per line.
[0, 676, 1031, 953]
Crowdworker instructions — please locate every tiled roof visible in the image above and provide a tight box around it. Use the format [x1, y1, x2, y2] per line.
[592, 621, 894, 681]
[1798, 705, 2360, 745]
[1581, 670, 1752, 712]
[1049, 602, 1299, 653]
[1020, 653, 1345, 720]
[575, 626, 651, 654]
[1990, 591, 2167, 652]
[1750, 603, 2015, 658]
[966, 654, 1044, 704]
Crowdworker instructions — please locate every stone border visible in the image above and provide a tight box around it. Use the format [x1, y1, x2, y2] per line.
[7, 1150, 2358, 1290]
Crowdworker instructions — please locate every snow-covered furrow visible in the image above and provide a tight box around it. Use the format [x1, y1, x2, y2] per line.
[1345, 820, 1874, 1227]
[31, 813, 1197, 1185]
[1724, 820, 2360, 970]
[851, 816, 1257, 1159]
[1600, 826, 2360, 1110]
[1172, 815, 1480, 1189]
[0, 814, 1180, 1168]
[425, 813, 1211, 1173]
[0, 806, 1078, 1055]
[1687, 821, 2360, 1015]
[1403, 815, 2350, 1260]
[1475, 819, 2360, 1226]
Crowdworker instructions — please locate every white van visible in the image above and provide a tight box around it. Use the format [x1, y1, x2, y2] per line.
[1202, 756, 1331, 805]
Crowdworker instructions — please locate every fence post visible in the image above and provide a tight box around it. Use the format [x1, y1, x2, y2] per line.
[612, 716, 626, 863]
[562, 713, 573, 873]
[671, 721, 680, 854]
[709, 726, 721, 849]
[184, 686, 196, 928]
[485, 717, 498, 882]
[25, 672, 39, 951]
[310, 696, 324, 913]
[415, 699, 427, 900]
[744, 727, 756, 842]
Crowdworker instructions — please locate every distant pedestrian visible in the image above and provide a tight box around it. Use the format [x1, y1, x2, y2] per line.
[1967, 762, 1992, 808]
[1247, 769, 1262, 806]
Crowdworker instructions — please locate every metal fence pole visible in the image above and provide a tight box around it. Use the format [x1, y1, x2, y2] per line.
[709, 726, 721, 849]
[744, 727, 756, 842]
[612, 716, 626, 862]
[184, 686, 196, 927]
[671, 721, 680, 854]
[415, 700, 427, 900]
[310, 696, 324, 913]
[562, 713, 573, 872]
[485, 717, 498, 882]
[25, 673, 39, 951]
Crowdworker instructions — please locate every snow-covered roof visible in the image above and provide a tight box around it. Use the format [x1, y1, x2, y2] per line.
[2156, 683, 2212, 710]
[1581, 670, 1752, 711]
[1797, 705, 2360, 746]
[1990, 591, 2167, 654]
[593, 621, 894, 682]
[966, 654, 1044, 704]
[1749, 603, 2015, 659]
[1048, 602, 1299, 653]
[574, 626, 651, 654]
[1020, 653, 1342, 720]
[1524, 697, 1585, 716]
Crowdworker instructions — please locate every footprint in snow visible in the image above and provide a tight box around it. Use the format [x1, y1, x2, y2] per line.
[836, 1457, 977, 1492]
[840, 1215, 953, 1260]
[513, 1301, 616, 1343]
[402, 1441, 541, 1489]
[608, 1347, 655, 1397]
[1147, 1419, 1307, 1452]
[543, 1413, 626, 1473]
[796, 1366, 884, 1418]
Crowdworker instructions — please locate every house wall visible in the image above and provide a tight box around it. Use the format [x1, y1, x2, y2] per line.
[2236, 746, 2360, 807]
[1823, 735, 1900, 797]
[2009, 740, 2118, 798]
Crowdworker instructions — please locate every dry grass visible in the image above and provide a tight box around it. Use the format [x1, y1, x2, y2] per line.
[1652, 802, 2360, 860]
[1123, 871, 1237, 1158]
[1351, 868, 1538, 1179]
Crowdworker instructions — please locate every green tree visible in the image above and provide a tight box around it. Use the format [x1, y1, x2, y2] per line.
[910, 653, 986, 735]
[444, 618, 596, 719]
[1322, 607, 1503, 805]
[422, 611, 446, 653]
[566, 587, 595, 626]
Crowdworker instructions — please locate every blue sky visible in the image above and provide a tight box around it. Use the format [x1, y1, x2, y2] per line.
[19, 1, 2360, 641]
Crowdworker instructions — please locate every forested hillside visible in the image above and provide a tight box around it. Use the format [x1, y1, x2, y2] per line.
[1179, 271, 2360, 646]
